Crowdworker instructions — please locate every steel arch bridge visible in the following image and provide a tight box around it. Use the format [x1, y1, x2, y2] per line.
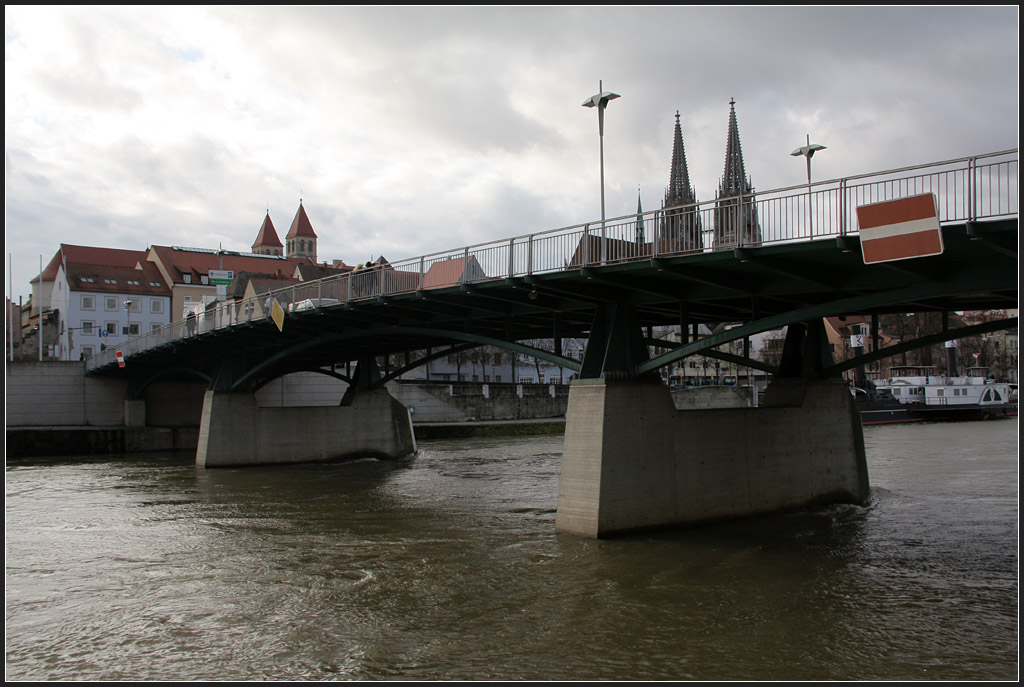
[85, 151, 1018, 393]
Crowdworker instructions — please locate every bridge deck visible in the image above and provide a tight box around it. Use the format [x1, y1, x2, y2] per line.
[87, 218, 1016, 385]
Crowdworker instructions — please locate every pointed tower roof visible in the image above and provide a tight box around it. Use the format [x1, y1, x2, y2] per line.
[636, 188, 645, 244]
[286, 201, 318, 239]
[253, 212, 283, 249]
[719, 98, 754, 197]
[665, 111, 697, 206]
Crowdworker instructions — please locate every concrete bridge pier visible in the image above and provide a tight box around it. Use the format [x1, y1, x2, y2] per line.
[555, 316, 869, 538]
[196, 356, 416, 468]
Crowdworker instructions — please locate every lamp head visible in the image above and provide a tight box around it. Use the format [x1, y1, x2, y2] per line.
[582, 91, 620, 109]
[791, 143, 826, 158]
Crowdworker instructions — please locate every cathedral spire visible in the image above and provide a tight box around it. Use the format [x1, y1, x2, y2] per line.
[659, 111, 703, 251]
[666, 111, 697, 207]
[719, 98, 753, 197]
[714, 98, 761, 248]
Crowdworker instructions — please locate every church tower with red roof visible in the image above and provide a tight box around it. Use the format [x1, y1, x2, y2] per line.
[285, 201, 318, 262]
[251, 211, 284, 256]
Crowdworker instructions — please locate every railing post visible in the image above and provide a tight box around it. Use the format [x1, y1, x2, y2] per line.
[839, 179, 847, 235]
[601, 221, 607, 264]
[462, 247, 470, 284]
[419, 256, 425, 290]
[508, 239, 515, 278]
[736, 192, 744, 247]
[583, 224, 590, 267]
[527, 234, 534, 275]
[652, 211, 660, 258]
[968, 156, 977, 222]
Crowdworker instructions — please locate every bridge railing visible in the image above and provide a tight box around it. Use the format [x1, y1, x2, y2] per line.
[84, 149, 1017, 372]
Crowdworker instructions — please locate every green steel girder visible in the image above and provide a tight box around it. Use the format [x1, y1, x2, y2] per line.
[646, 337, 777, 375]
[636, 271, 1013, 377]
[387, 326, 582, 373]
[375, 342, 479, 387]
[826, 317, 1019, 376]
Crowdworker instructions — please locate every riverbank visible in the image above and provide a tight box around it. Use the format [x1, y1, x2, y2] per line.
[6, 418, 567, 458]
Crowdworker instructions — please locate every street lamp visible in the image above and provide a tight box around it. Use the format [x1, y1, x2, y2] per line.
[791, 134, 826, 235]
[582, 81, 620, 256]
[123, 299, 133, 337]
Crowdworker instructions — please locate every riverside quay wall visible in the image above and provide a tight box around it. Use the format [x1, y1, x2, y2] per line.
[5, 361, 570, 457]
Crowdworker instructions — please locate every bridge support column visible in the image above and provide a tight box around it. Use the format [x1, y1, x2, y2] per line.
[196, 387, 416, 468]
[124, 398, 146, 427]
[555, 376, 868, 538]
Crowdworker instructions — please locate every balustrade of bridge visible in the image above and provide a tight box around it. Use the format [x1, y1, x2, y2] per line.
[85, 150, 1018, 372]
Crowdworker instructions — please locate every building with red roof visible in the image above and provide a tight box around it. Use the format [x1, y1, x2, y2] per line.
[285, 201, 318, 262]
[251, 212, 284, 256]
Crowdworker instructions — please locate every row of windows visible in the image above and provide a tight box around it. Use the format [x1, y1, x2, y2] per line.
[81, 295, 164, 314]
[79, 321, 163, 336]
[79, 277, 161, 287]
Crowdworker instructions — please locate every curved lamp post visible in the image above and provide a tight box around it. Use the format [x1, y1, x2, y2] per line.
[791, 134, 826, 235]
[583, 81, 620, 257]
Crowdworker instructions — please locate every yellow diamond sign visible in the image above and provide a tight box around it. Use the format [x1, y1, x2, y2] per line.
[271, 298, 285, 332]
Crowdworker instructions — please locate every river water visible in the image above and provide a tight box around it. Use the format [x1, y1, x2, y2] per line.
[5, 420, 1018, 681]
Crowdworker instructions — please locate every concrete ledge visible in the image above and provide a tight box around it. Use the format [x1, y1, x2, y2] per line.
[414, 419, 565, 440]
[6, 426, 200, 458]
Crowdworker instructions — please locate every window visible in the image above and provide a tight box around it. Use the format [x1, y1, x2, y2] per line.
[104, 278, 117, 285]
[200, 275, 209, 285]
[127, 280, 140, 286]
[126, 300, 140, 313]
[150, 299, 163, 314]
[105, 297, 117, 311]
[81, 346, 94, 357]
[183, 274, 192, 284]
[149, 281, 162, 287]
[105, 322, 118, 336]
[151, 323, 162, 333]
[79, 277, 94, 283]
[123, 323, 140, 335]
[81, 321, 94, 335]
[82, 295, 94, 310]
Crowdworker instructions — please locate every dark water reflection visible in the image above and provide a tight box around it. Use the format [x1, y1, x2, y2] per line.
[5, 421, 1018, 680]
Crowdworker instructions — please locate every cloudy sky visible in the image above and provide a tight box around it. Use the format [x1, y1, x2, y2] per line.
[5, 6, 1018, 302]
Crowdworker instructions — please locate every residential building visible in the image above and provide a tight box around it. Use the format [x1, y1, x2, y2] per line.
[32, 244, 172, 361]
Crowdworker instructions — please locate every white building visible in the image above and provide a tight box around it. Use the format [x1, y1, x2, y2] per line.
[41, 246, 172, 361]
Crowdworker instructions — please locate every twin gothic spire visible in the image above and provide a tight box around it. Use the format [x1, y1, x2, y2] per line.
[660, 99, 761, 250]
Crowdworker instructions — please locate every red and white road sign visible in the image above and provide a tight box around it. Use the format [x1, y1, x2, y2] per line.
[116, 351, 125, 368]
[856, 193, 943, 264]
